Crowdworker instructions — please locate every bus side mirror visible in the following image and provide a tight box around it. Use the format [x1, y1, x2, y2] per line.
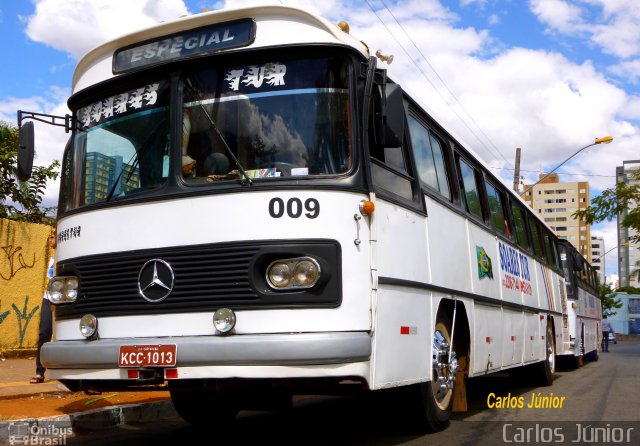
[17, 121, 35, 181]
[373, 83, 404, 148]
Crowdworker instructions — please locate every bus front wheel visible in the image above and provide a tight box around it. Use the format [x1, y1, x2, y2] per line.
[408, 314, 458, 432]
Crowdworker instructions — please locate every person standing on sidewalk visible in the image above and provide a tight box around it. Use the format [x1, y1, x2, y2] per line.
[601, 316, 613, 353]
[31, 230, 56, 384]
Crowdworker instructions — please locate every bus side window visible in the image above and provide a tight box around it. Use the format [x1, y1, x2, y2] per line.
[529, 220, 545, 260]
[590, 266, 598, 288]
[485, 180, 508, 236]
[456, 156, 484, 220]
[407, 114, 451, 200]
[543, 231, 556, 267]
[552, 238, 562, 270]
[559, 243, 572, 285]
[511, 204, 530, 250]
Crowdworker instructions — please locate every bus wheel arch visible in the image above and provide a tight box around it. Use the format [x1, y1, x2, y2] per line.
[409, 299, 470, 432]
[537, 317, 556, 386]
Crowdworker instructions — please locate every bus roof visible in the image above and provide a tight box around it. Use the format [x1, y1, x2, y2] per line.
[72, 5, 370, 93]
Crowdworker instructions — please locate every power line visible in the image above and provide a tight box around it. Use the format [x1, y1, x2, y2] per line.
[364, 0, 513, 170]
[490, 165, 616, 178]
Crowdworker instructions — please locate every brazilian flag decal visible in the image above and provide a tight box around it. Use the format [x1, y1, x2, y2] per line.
[477, 246, 493, 280]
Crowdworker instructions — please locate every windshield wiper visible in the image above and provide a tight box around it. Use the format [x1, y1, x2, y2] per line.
[185, 78, 252, 185]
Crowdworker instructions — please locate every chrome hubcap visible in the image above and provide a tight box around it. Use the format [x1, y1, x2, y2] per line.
[432, 329, 458, 409]
[547, 333, 555, 371]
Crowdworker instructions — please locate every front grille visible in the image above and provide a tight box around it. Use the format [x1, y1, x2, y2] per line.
[55, 240, 341, 319]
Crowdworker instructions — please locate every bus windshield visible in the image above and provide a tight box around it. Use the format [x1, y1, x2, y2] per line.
[64, 56, 351, 210]
[181, 56, 351, 183]
[71, 81, 171, 208]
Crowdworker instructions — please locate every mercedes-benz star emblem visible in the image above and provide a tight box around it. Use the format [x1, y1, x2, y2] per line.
[138, 259, 175, 302]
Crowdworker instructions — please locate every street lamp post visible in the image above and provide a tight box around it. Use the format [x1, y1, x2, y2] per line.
[520, 135, 613, 196]
[596, 243, 632, 287]
[595, 242, 629, 262]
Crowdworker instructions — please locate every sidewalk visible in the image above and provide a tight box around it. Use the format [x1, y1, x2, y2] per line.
[0, 356, 177, 441]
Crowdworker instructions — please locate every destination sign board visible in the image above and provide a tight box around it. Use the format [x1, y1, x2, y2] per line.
[113, 19, 255, 73]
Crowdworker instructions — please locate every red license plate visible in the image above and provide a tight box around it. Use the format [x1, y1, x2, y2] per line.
[118, 344, 177, 367]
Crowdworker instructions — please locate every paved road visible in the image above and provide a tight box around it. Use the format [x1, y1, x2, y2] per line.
[54, 341, 640, 445]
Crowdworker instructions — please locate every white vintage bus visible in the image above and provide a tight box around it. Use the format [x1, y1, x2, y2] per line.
[558, 240, 602, 365]
[18, 5, 570, 431]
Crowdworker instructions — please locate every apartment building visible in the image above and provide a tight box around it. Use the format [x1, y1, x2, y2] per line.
[522, 173, 591, 262]
[590, 236, 605, 285]
[617, 160, 640, 288]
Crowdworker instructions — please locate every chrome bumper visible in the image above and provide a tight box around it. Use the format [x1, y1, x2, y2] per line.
[42, 332, 371, 369]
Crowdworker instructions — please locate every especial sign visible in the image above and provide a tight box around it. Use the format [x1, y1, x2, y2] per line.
[113, 19, 255, 73]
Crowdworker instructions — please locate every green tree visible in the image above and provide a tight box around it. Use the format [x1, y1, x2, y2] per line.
[600, 284, 623, 317]
[573, 170, 640, 244]
[0, 121, 60, 223]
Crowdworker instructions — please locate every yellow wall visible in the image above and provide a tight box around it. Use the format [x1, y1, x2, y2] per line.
[0, 218, 54, 351]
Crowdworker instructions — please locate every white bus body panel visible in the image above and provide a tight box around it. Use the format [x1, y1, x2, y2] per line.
[424, 196, 470, 290]
[473, 304, 502, 373]
[372, 285, 431, 388]
[524, 312, 541, 362]
[562, 286, 601, 357]
[501, 309, 525, 367]
[369, 200, 431, 388]
[73, 6, 370, 93]
[54, 190, 373, 340]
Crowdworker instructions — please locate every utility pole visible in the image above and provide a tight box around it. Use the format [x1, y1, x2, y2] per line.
[513, 147, 521, 193]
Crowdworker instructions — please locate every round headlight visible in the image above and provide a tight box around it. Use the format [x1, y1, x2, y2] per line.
[47, 279, 64, 303]
[79, 314, 98, 338]
[213, 308, 236, 334]
[268, 262, 292, 288]
[293, 259, 320, 287]
[65, 278, 79, 300]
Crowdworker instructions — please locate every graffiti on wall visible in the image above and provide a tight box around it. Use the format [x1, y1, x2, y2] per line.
[0, 218, 52, 350]
[0, 300, 9, 324]
[0, 245, 36, 281]
[11, 296, 40, 348]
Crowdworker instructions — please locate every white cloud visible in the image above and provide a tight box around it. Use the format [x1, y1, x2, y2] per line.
[23, 0, 189, 59]
[620, 96, 640, 120]
[529, 0, 586, 34]
[530, 0, 640, 60]
[609, 59, 640, 85]
[487, 14, 500, 25]
[10, 0, 640, 210]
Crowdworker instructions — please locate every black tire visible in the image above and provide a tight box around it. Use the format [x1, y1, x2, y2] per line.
[586, 348, 599, 362]
[169, 386, 239, 426]
[407, 312, 457, 432]
[536, 322, 555, 386]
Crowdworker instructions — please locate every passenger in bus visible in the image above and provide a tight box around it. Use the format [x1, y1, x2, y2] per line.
[204, 153, 231, 176]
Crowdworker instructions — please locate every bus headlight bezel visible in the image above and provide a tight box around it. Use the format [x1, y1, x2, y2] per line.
[79, 314, 98, 338]
[266, 257, 321, 290]
[47, 276, 79, 304]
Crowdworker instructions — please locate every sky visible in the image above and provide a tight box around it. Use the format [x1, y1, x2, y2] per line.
[1, 0, 638, 279]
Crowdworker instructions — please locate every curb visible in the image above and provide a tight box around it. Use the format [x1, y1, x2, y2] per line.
[0, 400, 178, 443]
[0, 349, 37, 360]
